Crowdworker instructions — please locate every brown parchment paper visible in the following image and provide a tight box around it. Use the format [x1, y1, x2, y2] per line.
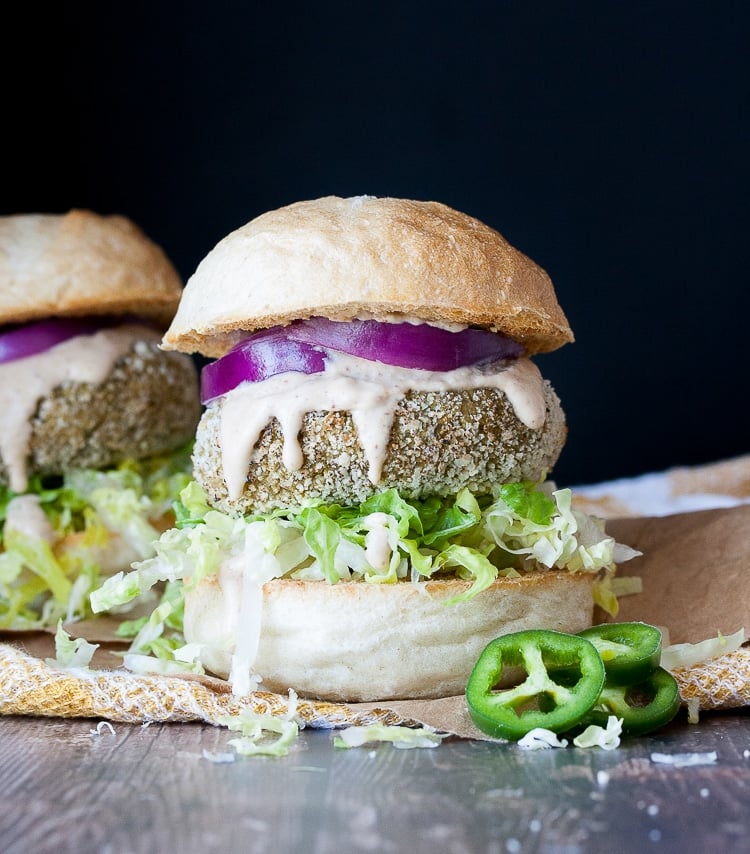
[2, 458, 750, 739]
[603, 505, 750, 644]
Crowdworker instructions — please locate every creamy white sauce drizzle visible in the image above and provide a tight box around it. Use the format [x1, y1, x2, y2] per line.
[218, 351, 547, 501]
[221, 521, 285, 696]
[0, 324, 161, 492]
[4, 494, 56, 543]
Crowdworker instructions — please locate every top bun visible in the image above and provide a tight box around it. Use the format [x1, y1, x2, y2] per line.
[0, 209, 184, 327]
[163, 196, 574, 358]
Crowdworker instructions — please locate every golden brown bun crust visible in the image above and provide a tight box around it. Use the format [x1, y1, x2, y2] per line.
[183, 571, 595, 702]
[163, 196, 574, 358]
[0, 210, 183, 327]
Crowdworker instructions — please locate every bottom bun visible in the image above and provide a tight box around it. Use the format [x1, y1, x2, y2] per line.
[183, 571, 596, 702]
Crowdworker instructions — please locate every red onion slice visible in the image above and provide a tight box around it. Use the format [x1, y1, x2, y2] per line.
[200, 318, 524, 404]
[201, 331, 326, 404]
[287, 317, 523, 371]
[0, 318, 106, 365]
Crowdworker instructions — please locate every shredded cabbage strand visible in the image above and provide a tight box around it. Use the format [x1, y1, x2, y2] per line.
[215, 690, 302, 757]
[333, 724, 447, 749]
[517, 716, 623, 751]
[517, 728, 568, 750]
[45, 620, 99, 670]
[572, 716, 623, 750]
[661, 628, 745, 671]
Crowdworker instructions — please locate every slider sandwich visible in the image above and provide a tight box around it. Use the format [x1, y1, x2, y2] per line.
[0, 209, 201, 629]
[93, 196, 637, 700]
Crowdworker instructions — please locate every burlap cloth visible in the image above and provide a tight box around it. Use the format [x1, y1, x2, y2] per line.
[0, 641, 409, 728]
[0, 643, 750, 737]
[1, 640, 747, 732]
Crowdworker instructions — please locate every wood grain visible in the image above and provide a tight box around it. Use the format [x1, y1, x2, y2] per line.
[1, 711, 749, 853]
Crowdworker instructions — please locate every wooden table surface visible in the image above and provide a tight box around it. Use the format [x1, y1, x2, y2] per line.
[1, 709, 749, 854]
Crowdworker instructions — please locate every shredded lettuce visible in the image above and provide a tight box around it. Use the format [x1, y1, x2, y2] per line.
[651, 751, 718, 767]
[686, 697, 701, 724]
[216, 691, 301, 757]
[517, 728, 568, 750]
[94, 480, 635, 611]
[46, 620, 99, 669]
[1, 529, 72, 626]
[0, 444, 193, 630]
[300, 507, 341, 584]
[661, 628, 746, 672]
[88, 479, 639, 673]
[333, 724, 447, 749]
[113, 580, 198, 672]
[516, 716, 623, 751]
[572, 716, 623, 750]
[201, 749, 237, 764]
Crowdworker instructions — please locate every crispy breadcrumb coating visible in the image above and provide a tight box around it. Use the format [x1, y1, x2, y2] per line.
[0, 340, 200, 485]
[193, 381, 567, 514]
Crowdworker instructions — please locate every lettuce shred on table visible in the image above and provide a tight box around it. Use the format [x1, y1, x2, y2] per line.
[517, 716, 623, 751]
[0, 444, 193, 630]
[661, 628, 746, 672]
[45, 620, 99, 670]
[572, 715, 623, 750]
[88, 478, 639, 672]
[212, 690, 302, 758]
[334, 724, 447, 749]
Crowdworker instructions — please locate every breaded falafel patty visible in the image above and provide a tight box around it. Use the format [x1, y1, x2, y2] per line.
[0, 338, 200, 487]
[193, 379, 566, 514]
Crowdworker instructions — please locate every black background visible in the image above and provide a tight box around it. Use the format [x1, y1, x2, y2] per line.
[4, 2, 748, 487]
